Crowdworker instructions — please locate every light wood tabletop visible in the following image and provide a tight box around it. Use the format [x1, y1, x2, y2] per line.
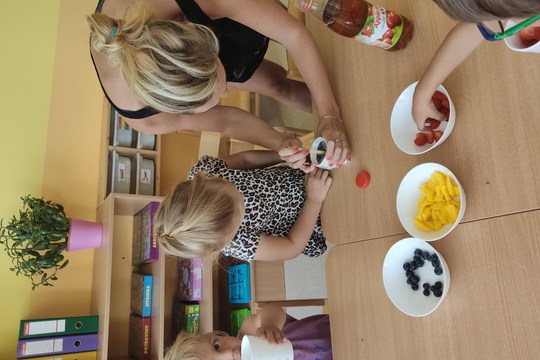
[306, 1, 540, 244]
[325, 210, 540, 359]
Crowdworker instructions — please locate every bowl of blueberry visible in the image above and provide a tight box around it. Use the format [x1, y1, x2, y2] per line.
[382, 238, 450, 317]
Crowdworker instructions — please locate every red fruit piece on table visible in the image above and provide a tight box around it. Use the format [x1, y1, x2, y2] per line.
[433, 131, 443, 142]
[414, 133, 427, 146]
[425, 132, 435, 144]
[425, 118, 441, 130]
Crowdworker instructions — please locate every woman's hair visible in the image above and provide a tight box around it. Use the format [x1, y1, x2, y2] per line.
[433, 0, 540, 22]
[155, 173, 236, 262]
[164, 331, 229, 360]
[87, 6, 220, 113]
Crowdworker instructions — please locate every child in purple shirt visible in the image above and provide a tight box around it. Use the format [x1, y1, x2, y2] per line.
[165, 305, 332, 360]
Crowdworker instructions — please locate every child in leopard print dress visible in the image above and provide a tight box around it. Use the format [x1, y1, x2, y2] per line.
[155, 149, 332, 262]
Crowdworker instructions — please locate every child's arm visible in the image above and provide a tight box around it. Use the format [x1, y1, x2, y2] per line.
[239, 305, 287, 344]
[254, 168, 332, 261]
[412, 22, 484, 130]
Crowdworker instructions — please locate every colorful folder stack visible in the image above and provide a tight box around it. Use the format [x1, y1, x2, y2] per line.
[17, 315, 98, 359]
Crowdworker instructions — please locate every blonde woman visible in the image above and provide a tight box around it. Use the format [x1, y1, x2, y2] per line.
[165, 305, 332, 360]
[412, 0, 540, 130]
[88, 0, 350, 170]
[155, 150, 332, 262]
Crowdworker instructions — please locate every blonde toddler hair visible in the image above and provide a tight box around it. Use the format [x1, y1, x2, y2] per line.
[87, 6, 220, 113]
[164, 331, 229, 360]
[434, 0, 540, 22]
[155, 173, 236, 261]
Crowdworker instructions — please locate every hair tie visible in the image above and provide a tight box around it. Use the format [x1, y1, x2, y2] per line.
[111, 25, 118, 41]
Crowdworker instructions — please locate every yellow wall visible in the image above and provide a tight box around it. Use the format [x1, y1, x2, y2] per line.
[0, 1, 103, 357]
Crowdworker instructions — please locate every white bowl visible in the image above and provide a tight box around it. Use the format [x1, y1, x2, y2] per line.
[503, 20, 540, 53]
[382, 238, 451, 317]
[396, 163, 466, 241]
[390, 81, 456, 155]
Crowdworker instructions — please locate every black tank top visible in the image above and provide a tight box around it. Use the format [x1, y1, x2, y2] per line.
[91, 0, 269, 119]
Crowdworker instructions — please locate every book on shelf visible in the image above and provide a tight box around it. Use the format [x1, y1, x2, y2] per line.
[177, 258, 202, 301]
[173, 302, 200, 336]
[21, 351, 97, 360]
[19, 316, 98, 339]
[129, 315, 151, 360]
[17, 334, 98, 358]
[131, 273, 153, 318]
[132, 202, 160, 265]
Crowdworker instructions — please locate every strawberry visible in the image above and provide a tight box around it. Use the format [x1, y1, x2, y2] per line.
[432, 97, 443, 111]
[433, 131, 443, 142]
[425, 118, 441, 130]
[425, 131, 435, 144]
[440, 107, 450, 120]
[441, 99, 450, 110]
[432, 91, 447, 102]
[414, 133, 427, 146]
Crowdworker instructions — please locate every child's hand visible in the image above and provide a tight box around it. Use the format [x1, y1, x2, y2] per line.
[412, 89, 446, 131]
[317, 117, 351, 168]
[305, 168, 333, 203]
[256, 325, 286, 344]
[279, 142, 316, 173]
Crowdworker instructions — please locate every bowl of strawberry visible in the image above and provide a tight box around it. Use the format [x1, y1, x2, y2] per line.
[504, 20, 540, 53]
[390, 81, 455, 155]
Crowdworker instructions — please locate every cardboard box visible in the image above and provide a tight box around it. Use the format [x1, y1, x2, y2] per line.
[177, 258, 202, 301]
[173, 303, 200, 335]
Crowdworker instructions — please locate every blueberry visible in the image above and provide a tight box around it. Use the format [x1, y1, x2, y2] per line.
[434, 267, 443, 275]
[430, 285, 437, 292]
[403, 263, 410, 271]
[422, 251, 430, 260]
[430, 253, 439, 262]
[407, 277, 413, 285]
[435, 281, 442, 288]
[433, 289, 443, 298]
[423, 289, 430, 296]
[411, 283, 419, 291]
[410, 262, 418, 270]
[431, 259, 441, 268]
[416, 260, 424, 267]
[414, 249, 423, 257]
[423, 283, 430, 290]
[410, 275, 419, 284]
[405, 270, 413, 278]
[413, 255, 421, 262]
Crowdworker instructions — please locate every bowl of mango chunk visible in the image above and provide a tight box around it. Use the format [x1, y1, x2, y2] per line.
[396, 163, 466, 241]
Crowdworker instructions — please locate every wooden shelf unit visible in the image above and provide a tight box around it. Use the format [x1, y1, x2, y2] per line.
[91, 193, 214, 360]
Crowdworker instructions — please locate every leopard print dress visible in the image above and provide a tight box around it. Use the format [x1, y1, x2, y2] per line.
[188, 156, 327, 262]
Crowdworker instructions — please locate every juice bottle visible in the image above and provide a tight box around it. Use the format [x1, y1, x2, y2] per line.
[296, 0, 413, 51]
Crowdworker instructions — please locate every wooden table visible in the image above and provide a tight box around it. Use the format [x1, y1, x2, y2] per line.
[325, 210, 540, 359]
[307, 1, 540, 244]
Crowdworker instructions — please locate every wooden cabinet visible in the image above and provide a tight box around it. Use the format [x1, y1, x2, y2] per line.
[91, 193, 215, 360]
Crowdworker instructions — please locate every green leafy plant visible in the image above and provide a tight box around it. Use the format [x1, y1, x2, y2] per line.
[0, 195, 70, 290]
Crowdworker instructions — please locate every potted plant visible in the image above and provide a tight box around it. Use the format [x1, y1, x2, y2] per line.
[0, 195, 102, 290]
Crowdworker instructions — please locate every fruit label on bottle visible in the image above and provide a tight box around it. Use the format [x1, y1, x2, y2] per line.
[355, 3, 403, 49]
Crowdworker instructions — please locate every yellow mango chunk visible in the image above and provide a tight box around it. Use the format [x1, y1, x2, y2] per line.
[414, 171, 461, 232]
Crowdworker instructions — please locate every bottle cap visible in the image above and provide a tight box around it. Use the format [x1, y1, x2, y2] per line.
[356, 171, 371, 189]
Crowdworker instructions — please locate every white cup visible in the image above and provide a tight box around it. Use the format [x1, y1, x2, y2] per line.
[241, 335, 294, 360]
[309, 137, 348, 170]
[503, 20, 540, 53]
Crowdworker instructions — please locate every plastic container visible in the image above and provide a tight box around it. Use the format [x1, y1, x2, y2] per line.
[130, 153, 155, 195]
[107, 150, 131, 194]
[137, 131, 156, 150]
[296, 0, 413, 51]
[230, 308, 251, 336]
[109, 108, 136, 148]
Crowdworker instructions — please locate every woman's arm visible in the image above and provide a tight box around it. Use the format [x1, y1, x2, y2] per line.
[125, 105, 299, 151]
[203, 0, 350, 165]
[254, 168, 332, 261]
[220, 150, 285, 170]
[412, 22, 484, 130]
[239, 305, 287, 344]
